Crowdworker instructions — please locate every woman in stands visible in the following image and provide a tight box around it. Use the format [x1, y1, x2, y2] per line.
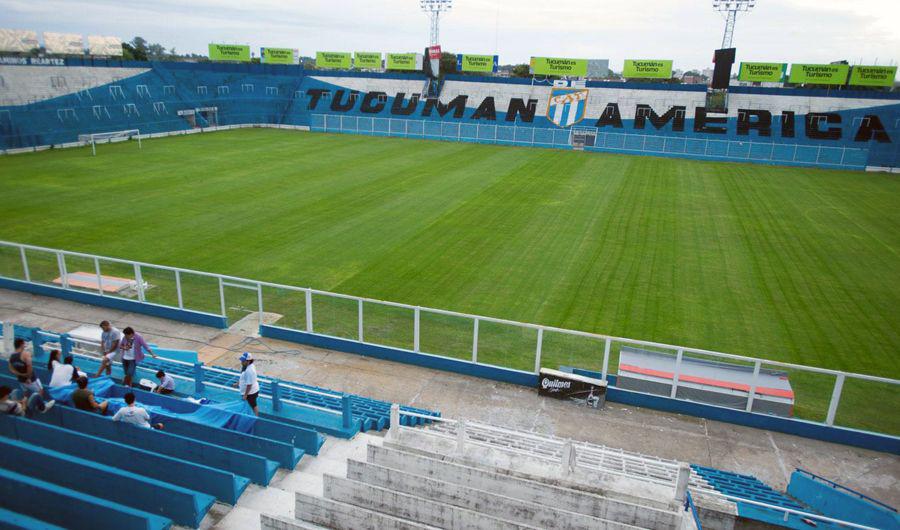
[117, 327, 158, 387]
[47, 349, 82, 387]
[233, 352, 260, 416]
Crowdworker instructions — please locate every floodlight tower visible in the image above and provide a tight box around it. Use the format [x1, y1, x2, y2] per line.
[713, 0, 756, 49]
[420, 0, 452, 46]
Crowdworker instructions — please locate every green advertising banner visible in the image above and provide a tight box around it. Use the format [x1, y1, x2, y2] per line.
[261, 47, 296, 65]
[849, 65, 897, 87]
[458, 54, 497, 73]
[316, 51, 352, 69]
[788, 63, 849, 85]
[208, 43, 250, 62]
[530, 57, 587, 77]
[738, 62, 786, 82]
[622, 59, 673, 79]
[354, 51, 382, 69]
[386, 53, 419, 71]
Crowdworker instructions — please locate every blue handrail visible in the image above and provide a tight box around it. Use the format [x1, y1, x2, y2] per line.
[684, 490, 703, 530]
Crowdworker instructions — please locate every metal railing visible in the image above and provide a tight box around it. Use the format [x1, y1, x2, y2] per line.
[1, 239, 898, 437]
[310, 114, 868, 169]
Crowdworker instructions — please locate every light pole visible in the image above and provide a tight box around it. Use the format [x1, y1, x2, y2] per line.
[712, 0, 756, 49]
[420, 0, 452, 46]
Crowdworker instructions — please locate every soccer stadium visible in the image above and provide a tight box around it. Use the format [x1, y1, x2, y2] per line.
[0, 1, 898, 529]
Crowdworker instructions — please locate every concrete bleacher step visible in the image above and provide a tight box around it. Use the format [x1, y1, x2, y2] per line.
[260, 514, 331, 530]
[368, 444, 679, 530]
[30, 404, 279, 485]
[345, 459, 642, 530]
[321, 473, 543, 530]
[0, 467, 171, 530]
[386, 430, 676, 512]
[0, 436, 215, 528]
[0, 414, 249, 505]
[292, 491, 442, 530]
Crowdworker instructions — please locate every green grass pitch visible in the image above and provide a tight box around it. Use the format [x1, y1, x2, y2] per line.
[0, 128, 897, 433]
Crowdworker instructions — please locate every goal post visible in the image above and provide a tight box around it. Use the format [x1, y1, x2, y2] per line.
[78, 129, 142, 156]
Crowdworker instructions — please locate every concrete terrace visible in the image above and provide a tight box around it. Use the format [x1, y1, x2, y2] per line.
[1, 287, 897, 511]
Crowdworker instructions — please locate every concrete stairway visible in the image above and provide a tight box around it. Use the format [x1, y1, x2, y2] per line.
[260, 433, 697, 530]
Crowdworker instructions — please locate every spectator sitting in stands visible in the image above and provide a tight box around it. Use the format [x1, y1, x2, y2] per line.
[113, 392, 163, 430]
[48, 349, 81, 387]
[8, 337, 44, 398]
[0, 385, 54, 417]
[154, 370, 175, 395]
[71, 376, 109, 415]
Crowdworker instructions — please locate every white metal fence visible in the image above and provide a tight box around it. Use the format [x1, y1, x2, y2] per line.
[0, 239, 898, 437]
[310, 114, 869, 169]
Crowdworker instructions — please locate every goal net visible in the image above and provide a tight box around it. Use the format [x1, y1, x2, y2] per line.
[78, 129, 142, 156]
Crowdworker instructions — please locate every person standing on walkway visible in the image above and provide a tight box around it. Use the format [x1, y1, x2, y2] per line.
[117, 327, 157, 388]
[95, 320, 122, 377]
[8, 338, 43, 398]
[233, 352, 260, 416]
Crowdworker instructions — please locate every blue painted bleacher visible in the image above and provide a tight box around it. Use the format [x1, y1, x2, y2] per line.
[14, 323, 440, 434]
[0, 437, 215, 527]
[0, 414, 249, 504]
[788, 469, 900, 529]
[25, 403, 278, 486]
[0, 467, 172, 530]
[0, 320, 443, 528]
[692, 464, 806, 510]
[0, 506, 66, 530]
[0, 370, 311, 469]
[0, 62, 308, 149]
[691, 464, 866, 530]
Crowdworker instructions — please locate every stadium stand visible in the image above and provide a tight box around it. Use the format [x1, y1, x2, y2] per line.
[2, 315, 895, 528]
[262, 422, 696, 530]
[7, 322, 439, 436]
[414, 417, 897, 530]
[0, 318, 445, 528]
[1, 60, 898, 169]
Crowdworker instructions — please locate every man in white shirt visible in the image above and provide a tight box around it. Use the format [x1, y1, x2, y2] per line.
[95, 320, 122, 377]
[232, 352, 260, 415]
[154, 370, 175, 395]
[112, 392, 163, 430]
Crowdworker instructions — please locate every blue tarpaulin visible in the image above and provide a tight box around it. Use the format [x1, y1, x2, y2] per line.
[48, 376, 257, 433]
[47, 376, 115, 403]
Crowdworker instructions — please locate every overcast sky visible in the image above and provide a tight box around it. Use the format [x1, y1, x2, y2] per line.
[2, 0, 898, 70]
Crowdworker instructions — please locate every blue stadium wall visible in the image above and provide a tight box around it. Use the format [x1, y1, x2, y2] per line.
[1, 59, 898, 169]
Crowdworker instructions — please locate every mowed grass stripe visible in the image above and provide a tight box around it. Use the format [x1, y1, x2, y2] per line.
[0, 128, 897, 431]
